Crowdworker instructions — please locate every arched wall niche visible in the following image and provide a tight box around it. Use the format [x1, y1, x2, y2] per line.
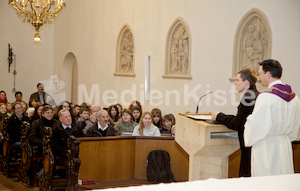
[114, 24, 135, 77]
[231, 8, 272, 80]
[163, 17, 192, 79]
[62, 52, 78, 104]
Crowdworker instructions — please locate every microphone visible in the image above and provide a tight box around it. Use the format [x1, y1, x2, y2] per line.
[196, 91, 213, 113]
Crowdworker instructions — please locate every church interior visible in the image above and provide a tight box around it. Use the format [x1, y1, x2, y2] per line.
[0, 0, 300, 190]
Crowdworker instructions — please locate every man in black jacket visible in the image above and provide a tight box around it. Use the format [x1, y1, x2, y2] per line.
[211, 68, 259, 177]
[51, 109, 83, 168]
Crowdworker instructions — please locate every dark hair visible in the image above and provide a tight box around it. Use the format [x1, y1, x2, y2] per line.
[107, 105, 119, 122]
[11, 102, 22, 111]
[151, 108, 163, 130]
[131, 106, 142, 123]
[168, 114, 176, 126]
[54, 101, 75, 120]
[121, 109, 134, 120]
[0, 91, 7, 97]
[238, 68, 257, 87]
[41, 105, 53, 114]
[15, 91, 22, 97]
[162, 114, 173, 122]
[259, 59, 282, 78]
[116, 103, 123, 112]
[132, 106, 141, 113]
[30, 102, 44, 121]
[79, 107, 89, 114]
[37, 83, 44, 88]
[29, 97, 39, 107]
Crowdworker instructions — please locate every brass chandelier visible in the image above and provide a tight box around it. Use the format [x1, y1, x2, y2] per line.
[9, 0, 66, 42]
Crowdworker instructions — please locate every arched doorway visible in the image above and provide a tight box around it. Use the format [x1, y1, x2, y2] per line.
[62, 52, 78, 103]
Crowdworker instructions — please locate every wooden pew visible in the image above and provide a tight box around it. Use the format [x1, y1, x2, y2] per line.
[18, 121, 31, 186]
[38, 127, 81, 191]
[76, 136, 300, 188]
[76, 136, 189, 186]
[0, 115, 10, 176]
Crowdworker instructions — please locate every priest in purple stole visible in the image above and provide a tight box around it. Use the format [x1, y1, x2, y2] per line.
[244, 59, 300, 177]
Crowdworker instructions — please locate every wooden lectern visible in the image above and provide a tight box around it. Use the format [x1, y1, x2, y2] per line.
[175, 114, 239, 180]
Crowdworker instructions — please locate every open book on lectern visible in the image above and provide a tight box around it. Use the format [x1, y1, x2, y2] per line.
[185, 114, 211, 121]
[184, 114, 218, 124]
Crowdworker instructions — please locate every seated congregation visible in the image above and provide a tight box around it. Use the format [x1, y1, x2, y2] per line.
[0, 86, 176, 190]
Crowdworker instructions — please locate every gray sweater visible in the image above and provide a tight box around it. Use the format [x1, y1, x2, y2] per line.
[114, 120, 138, 133]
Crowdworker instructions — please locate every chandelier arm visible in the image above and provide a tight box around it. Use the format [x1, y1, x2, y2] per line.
[29, 1, 37, 14]
[52, 5, 64, 15]
[40, 3, 52, 20]
[11, 2, 23, 12]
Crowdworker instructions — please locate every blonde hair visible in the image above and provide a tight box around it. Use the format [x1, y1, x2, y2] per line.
[138, 112, 153, 136]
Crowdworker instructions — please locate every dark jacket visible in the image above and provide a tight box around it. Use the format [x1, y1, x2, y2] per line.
[87, 123, 116, 137]
[29, 117, 59, 147]
[29, 92, 48, 104]
[51, 123, 83, 166]
[216, 85, 259, 177]
[7, 114, 29, 144]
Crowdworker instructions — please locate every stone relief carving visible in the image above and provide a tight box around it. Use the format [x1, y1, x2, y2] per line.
[232, 8, 272, 79]
[114, 25, 135, 76]
[163, 18, 192, 79]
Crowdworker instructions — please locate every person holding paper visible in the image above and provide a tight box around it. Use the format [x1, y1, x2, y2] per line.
[211, 68, 259, 177]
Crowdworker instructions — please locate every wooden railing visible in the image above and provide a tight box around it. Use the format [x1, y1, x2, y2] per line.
[76, 136, 189, 183]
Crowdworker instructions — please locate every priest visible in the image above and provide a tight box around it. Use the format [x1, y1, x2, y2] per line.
[244, 59, 300, 176]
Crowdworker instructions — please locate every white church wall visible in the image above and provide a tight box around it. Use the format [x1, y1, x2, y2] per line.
[0, 1, 54, 103]
[53, 0, 300, 115]
[1, 0, 299, 116]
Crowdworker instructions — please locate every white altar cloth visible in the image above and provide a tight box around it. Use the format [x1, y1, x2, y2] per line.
[97, 173, 300, 191]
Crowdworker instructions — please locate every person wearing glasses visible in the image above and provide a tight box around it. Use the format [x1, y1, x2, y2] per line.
[244, 59, 300, 177]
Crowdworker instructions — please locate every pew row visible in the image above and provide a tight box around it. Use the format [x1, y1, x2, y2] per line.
[76, 135, 300, 188]
[76, 136, 189, 185]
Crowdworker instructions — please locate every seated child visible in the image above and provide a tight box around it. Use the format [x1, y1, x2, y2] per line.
[161, 114, 173, 134]
[76, 107, 90, 131]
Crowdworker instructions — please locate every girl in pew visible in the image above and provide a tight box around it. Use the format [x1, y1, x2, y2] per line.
[132, 112, 161, 136]
[132, 106, 142, 123]
[151, 108, 163, 132]
[107, 104, 120, 123]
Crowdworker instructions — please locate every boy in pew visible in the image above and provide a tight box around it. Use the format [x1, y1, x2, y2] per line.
[76, 107, 90, 133]
[161, 114, 173, 135]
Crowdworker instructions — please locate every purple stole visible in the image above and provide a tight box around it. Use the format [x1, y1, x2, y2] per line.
[262, 84, 295, 102]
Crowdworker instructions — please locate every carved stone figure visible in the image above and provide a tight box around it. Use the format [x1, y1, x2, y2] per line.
[232, 8, 272, 79]
[171, 27, 189, 74]
[164, 18, 191, 79]
[115, 25, 135, 76]
[120, 31, 134, 72]
[241, 24, 264, 72]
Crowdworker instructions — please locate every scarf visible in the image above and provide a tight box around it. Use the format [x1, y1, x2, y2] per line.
[262, 83, 295, 102]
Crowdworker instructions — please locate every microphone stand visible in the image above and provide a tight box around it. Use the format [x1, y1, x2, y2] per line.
[195, 91, 213, 113]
